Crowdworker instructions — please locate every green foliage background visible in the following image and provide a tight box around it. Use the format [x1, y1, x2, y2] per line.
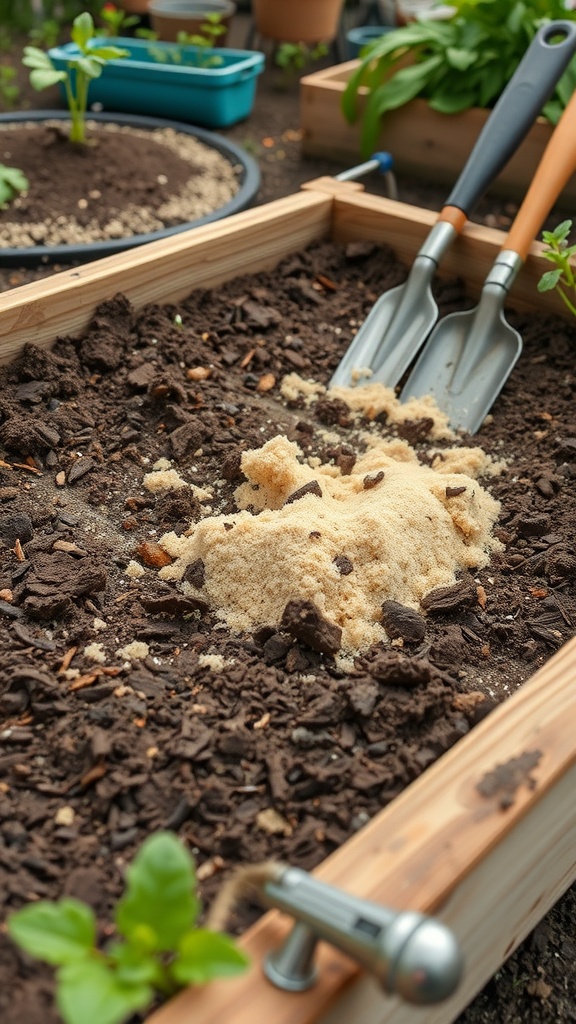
[343, 0, 576, 157]
[0, 0, 102, 33]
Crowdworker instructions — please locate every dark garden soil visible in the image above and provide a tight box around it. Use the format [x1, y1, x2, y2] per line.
[0, 120, 241, 249]
[1, 237, 576, 1024]
[0, 16, 575, 1024]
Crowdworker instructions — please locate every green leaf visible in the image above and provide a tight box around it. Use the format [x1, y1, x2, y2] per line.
[22, 46, 55, 70]
[71, 12, 95, 53]
[29, 68, 67, 90]
[0, 165, 28, 192]
[170, 929, 250, 986]
[107, 941, 163, 988]
[428, 89, 477, 114]
[445, 46, 477, 71]
[93, 46, 130, 61]
[537, 268, 563, 292]
[75, 56, 104, 80]
[57, 958, 152, 1024]
[550, 220, 573, 244]
[8, 899, 96, 966]
[115, 832, 199, 952]
[359, 54, 443, 156]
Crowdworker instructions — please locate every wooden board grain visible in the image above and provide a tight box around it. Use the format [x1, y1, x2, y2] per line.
[300, 62, 576, 206]
[327, 187, 571, 318]
[147, 636, 576, 1023]
[0, 191, 333, 367]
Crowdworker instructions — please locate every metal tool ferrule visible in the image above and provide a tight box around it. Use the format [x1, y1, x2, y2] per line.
[417, 221, 459, 264]
[483, 250, 524, 293]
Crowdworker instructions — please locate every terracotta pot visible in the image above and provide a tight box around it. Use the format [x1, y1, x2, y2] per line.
[121, 0, 149, 12]
[252, 0, 345, 44]
[148, 0, 237, 43]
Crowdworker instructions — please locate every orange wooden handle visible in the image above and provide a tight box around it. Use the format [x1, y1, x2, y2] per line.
[505, 87, 576, 261]
[437, 206, 468, 232]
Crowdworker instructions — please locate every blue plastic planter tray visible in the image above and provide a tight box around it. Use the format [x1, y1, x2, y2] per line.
[48, 38, 265, 128]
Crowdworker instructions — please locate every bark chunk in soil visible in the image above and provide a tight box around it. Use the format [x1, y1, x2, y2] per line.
[0, 239, 575, 1024]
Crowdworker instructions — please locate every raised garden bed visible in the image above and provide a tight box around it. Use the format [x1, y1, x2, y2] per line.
[0, 181, 575, 1024]
[300, 61, 576, 206]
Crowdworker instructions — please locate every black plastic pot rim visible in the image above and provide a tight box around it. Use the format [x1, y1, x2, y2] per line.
[0, 110, 261, 268]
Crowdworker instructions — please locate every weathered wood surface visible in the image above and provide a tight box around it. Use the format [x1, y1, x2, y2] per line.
[147, 637, 576, 1023]
[0, 191, 333, 367]
[2, 181, 570, 370]
[330, 188, 572, 317]
[300, 61, 576, 206]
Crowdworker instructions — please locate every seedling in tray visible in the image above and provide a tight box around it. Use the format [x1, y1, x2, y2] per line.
[8, 831, 249, 1024]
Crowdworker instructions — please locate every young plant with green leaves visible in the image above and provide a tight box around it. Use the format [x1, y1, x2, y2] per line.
[22, 11, 129, 145]
[175, 14, 226, 67]
[538, 219, 576, 318]
[8, 831, 249, 1024]
[0, 164, 29, 208]
[146, 17, 225, 70]
[275, 40, 329, 82]
[0, 64, 20, 107]
[342, 0, 576, 157]
[28, 18, 60, 48]
[98, 2, 141, 37]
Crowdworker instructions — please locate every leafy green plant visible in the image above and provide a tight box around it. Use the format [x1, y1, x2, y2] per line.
[275, 40, 329, 81]
[22, 12, 129, 145]
[0, 0, 101, 31]
[146, 17, 226, 70]
[0, 64, 20, 107]
[538, 219, 576, 318]
[342, 0, 576, 157]
[0, 25, 13, 51]
[28, 18, 60, 48]
[0, 164, 29, 207]
[8, 831, 249, 1024]
[99, 2, 141, 37]
[175, 14, 226, 67]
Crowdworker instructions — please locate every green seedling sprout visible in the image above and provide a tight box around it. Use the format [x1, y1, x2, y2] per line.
[0, 64, 20, 107]
[0, 163, 29, 207]
[28, 18, 60, 49]
[538, 219, 576, 318]
[99, 2, 141, 37]
[8, 831, 249, 1024]
[275, 40, 329, 78]
[176, 14, 226, 68]
[22, 11, 129, 145]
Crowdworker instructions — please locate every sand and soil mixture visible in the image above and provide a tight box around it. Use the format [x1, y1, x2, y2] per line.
[0, 120, 242, 249]
[0, 239, 575, 1024]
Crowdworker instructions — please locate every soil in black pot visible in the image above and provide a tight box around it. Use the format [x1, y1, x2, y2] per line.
[0, 119, 242, 249]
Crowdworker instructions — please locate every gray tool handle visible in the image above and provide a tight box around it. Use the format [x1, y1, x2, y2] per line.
[446, 19, 576, 216]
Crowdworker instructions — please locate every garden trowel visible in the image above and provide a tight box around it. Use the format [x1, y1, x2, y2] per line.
[329, 18, 576, 390]
[400, 81, 576, 433]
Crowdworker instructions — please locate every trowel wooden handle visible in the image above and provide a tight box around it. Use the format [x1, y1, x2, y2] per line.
[505, 87, 576, 261]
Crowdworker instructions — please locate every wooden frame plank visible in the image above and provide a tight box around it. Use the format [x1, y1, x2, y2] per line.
[147, 637, 576, 1024]
[1, 181, 574, 1023]
[0, 191, 333, 366]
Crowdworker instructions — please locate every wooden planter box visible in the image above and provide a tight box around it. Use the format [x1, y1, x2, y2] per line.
[300, 61, 576, 205]
[1, 181, 575, 1023]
